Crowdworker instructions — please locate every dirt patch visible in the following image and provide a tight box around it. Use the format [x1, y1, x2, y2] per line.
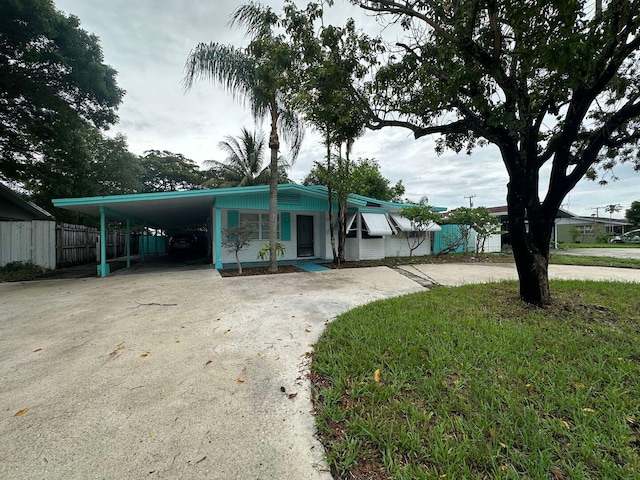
[219, 265, 305, 277]
[321, 253, 514, 270]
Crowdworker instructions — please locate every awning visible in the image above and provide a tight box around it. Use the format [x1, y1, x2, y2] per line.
[390, 213, 442, 232]
[361, 213, 393, 236]
[346, 213, 357, 232]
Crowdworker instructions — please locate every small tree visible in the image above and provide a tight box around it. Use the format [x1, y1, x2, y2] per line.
[445, 207, 501, 253]
[399, 204, 441, 257]
[567, 226, 582, 243]
[221, 225, 254, 274]
[469, 207, 502, 253]
[604, 204, 622, 219]
[626, 201, 640, 227]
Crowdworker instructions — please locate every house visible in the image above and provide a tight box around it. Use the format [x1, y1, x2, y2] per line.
[486, 205, 630, 245]
[1, 183, 56, 268]
[1, 183, 53, 221]
[52, 184, 445, 276]
[555, 214, 630, 244]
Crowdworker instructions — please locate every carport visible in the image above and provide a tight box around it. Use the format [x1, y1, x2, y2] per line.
[53, 189, 221, 276]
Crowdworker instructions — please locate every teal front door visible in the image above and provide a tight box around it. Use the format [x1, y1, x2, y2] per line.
[296, 215, 314, 257]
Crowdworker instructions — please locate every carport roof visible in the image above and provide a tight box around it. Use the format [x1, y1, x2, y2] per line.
[52, 184, 318, 229]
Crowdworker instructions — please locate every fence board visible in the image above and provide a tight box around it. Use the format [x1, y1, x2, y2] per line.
[0, 220, 56, 268]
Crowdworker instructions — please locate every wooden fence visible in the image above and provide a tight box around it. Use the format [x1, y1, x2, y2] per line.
[0, 220, 56, 269]
[56, 223, 137, 267]
[1, 220, 143, 269]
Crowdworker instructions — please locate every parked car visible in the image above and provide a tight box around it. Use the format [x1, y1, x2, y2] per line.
[610, 229, 640, 244]
[168, 233, 198, 254]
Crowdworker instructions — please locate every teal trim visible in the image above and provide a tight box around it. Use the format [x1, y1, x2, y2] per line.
[139, 236, 166, 254]
[227, 210, 239, 228]
[141, 225, 146, 262]
[281, 212, 291, 241]
[126, 219, 131, 268]
[99, 207, 108, 277]
[215, 208, 222, 269]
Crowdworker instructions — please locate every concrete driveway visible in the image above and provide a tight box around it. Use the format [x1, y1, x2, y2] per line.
[2, 263, 640, 480]
[0, 267, 422, 480]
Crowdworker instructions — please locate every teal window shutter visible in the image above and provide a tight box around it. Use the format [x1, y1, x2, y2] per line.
[227, 210, 239, 228]
[281, 212, 291, 241]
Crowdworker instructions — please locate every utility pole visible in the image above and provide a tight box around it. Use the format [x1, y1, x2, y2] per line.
[591, 206, 602, 218]
[464, 195, 476, 208]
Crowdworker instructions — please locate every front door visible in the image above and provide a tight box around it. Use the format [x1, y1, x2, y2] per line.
[296, 215, 314, 257]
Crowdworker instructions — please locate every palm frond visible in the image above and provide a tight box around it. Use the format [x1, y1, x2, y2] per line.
[276, 104, 305, 163]
[229, 2, 279, 40]
[183, 43, 253, 97]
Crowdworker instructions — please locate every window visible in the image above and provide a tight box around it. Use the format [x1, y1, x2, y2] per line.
[239, 212, 280, 240]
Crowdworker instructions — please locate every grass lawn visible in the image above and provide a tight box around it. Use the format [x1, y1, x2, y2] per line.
[550, 254, 640, 269]
[561, 243, 640, 248]
[312, 281, 640, 479]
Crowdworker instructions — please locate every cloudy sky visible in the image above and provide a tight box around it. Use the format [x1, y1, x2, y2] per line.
[54, 0, 638, 217]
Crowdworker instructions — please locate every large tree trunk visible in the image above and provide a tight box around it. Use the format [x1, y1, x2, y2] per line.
[268, 105, 279, 273]
[507, 179, 553, 306]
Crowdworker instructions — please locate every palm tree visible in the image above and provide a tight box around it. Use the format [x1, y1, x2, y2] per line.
[203, 128, 291, 187]
[183, 3, 304, 273]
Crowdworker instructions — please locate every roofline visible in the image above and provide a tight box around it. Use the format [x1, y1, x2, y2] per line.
[1, 183, 54, 219]
[52, 184, 448, 212]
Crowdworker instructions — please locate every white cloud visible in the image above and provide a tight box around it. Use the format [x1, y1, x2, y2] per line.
[55, 0, 639, 217]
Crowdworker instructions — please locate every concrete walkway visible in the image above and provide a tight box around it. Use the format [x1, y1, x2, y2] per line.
[398, 262, 640, 286]
[2, 263, 639, 480]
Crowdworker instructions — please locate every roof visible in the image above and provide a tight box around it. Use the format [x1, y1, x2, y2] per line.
[52, 184, 447, 230]
[0, 183, 53, 221]
[484, 206, 579, 219]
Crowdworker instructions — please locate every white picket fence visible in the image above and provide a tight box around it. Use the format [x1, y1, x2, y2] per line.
[0, 220, 56, 269]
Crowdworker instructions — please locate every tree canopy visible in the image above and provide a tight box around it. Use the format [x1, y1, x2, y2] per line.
[339, 0, 640, 304]
[627, 200, 640, 226]
[140, 150, 205, 192]
[303, 157, 404, 202]
[0, 0, 123, 183]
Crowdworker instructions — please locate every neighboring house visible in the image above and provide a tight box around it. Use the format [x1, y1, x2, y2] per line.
[0, 183, 53, 221]
[555, 215, 630, 244]
[486, 205, 630, 245]
[0, 183, 56, 268]
[53, 184, 445, 276]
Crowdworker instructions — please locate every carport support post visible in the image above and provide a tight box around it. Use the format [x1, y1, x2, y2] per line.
[126, 219, 131, 268]
[97, 206, 110, 277]
[215, 207, 222, 269]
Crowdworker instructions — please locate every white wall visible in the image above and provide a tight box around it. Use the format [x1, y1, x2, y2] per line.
[478, 233, 502, 253]
[385, 233, 431, 257]
[0, 220, 56, 269]
[358, 238, 386, 260]
[344, 238, 359, 261]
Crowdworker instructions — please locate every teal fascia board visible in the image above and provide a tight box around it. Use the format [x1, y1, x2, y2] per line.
[52, 184, 331, 208]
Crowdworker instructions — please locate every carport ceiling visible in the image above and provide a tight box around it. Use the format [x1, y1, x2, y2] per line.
[53, 191, 218, 229]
